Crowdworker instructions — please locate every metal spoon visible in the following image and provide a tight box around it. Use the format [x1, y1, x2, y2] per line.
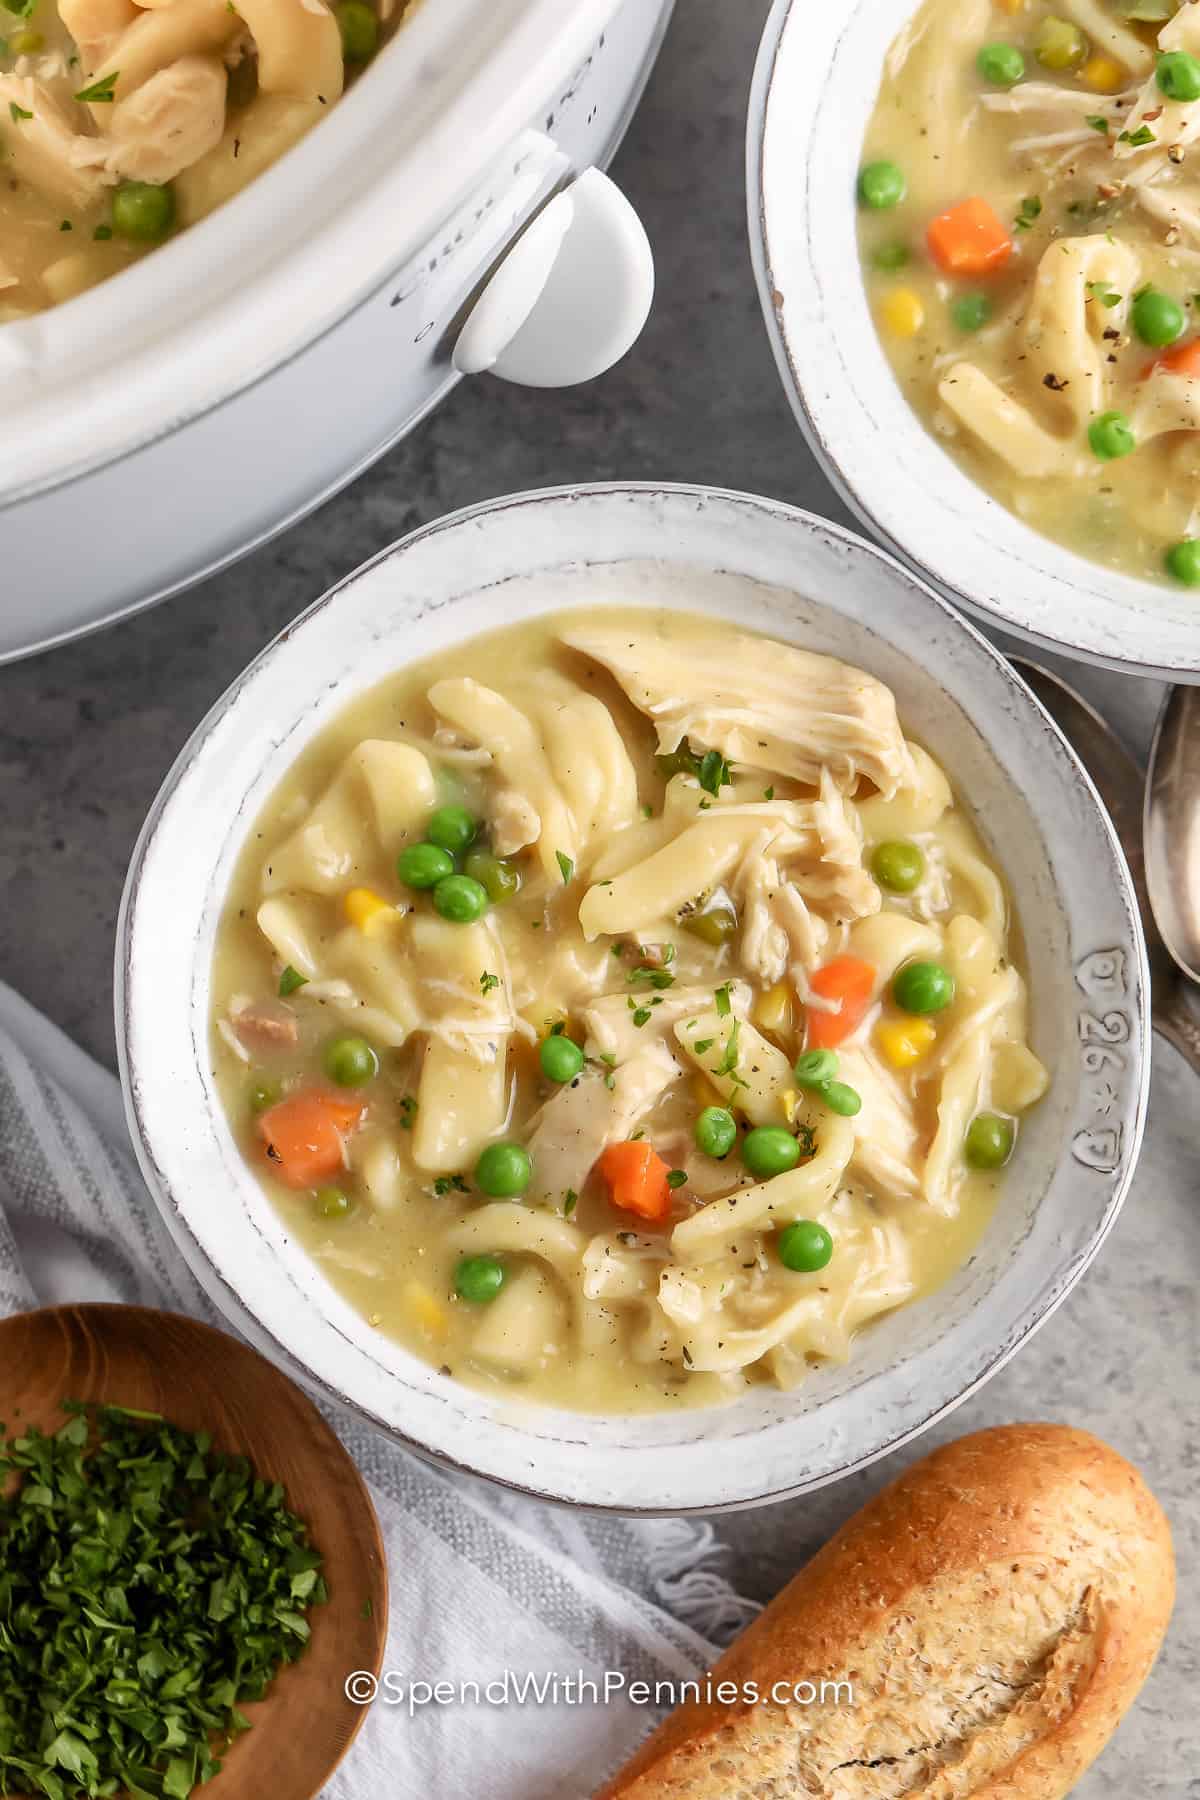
[1146, 686, 1200, 986]
[1012, 658, 1200, 1078]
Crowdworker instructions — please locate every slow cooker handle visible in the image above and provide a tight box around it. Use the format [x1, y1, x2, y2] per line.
[452, 167, 654, 389]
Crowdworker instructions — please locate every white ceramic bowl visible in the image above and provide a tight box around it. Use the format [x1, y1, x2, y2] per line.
[117, 484, 1150, 1512]
[748, 0, 1200, 682]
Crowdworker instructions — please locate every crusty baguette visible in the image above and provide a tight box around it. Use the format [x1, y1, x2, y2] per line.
[597, 1424, 1174, 1800]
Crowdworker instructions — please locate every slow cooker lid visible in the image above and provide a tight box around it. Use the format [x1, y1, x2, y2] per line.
[0, 0, 624, 504]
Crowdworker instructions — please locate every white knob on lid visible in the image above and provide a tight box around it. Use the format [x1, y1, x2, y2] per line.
[453, 167, 654, 388]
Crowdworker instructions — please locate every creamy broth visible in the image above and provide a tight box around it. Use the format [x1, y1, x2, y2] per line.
[0, 0, 409, 317]
[861, 0, 1200, 585]
[211, 609, 1049, 1415]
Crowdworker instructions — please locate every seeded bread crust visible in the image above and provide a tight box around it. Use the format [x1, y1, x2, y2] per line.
[596, 1424, 1174, 1800]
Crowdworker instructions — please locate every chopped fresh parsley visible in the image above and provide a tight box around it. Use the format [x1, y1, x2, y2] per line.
[1118, 124, 1156, 147]
[1014, 195, 1042, 231]
[628, 968, 674, 990]
[479, 971, 500, 995]
[763, 785, 775, 800]
[693, 1036, 715, 1055]
[562, 1189, 578, 1216]
[555, 850, 574, 885]
[715, 1019, 743, 1081]
[714, 982, 732, 1019]
[631, 1007, 653, 1028]
[433, 1174, 470, 1197]
[73, 70, 119, 102]
[8, 101, 32, 122]
[1086, 114, 1110, 133]
[277, 964, 307, 996]
[666, 1169, 688, 1190]
[93, 223, 113, 240]
[398, 1095, 417, 1130]
[1086, 280, 1122, 308]
[697, 749, 732, 797]
[0, 1403, 326, 1800]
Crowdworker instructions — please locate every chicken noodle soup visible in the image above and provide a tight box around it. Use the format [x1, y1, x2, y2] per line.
[0, 0, 407, 316]
[860, 0, 1200, 586]
[211, 611, 1049, 1413]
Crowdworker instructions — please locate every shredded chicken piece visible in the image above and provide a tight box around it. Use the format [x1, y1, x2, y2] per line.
[526, 1042, 680, 1202]
[489, 787, 540, 858]
[230, 999, 299, 1052]
[102, 55, 228, 183]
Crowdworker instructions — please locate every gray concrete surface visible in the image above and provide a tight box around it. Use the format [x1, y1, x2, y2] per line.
[0, 2, 1195, 1791]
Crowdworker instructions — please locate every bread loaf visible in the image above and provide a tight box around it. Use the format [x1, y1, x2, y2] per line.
[598, 1424, 1173, 1799]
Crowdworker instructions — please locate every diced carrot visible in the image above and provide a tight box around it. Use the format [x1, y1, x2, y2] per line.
[597, 1141, 672, 1223]
[805, 955, 877, 1051]
[925, 198, 1013, 276]
[257, 1089, 365, 1189]
[1147, 338, 1200, 381]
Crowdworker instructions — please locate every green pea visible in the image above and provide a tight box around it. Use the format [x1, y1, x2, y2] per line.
[455, 1254, 506, 1303]
[432, 874, 489, 923]
[249, 1077, 282, 1114]
[976, 42, 1025, 86]
[858, 160, 906, 210]
[742, 1127, 802, 1180]
[315, 1187, 351, 1219]
[1165, 538, 1200, 585]
[951, 293, 992, 333]
[397, 842, 455, 889]
[463, 847, 521, 903]
[335, 0, 378, 59]
[323, 1034, 378, 1087]
[1131, 287, 1184, 349]
[111, 181, 175, 243]
[892, 960, 955, 1015]
[872, 242, 910, 271]
[1034, 15, 1087, 70]
[475, 1142, 532, 1198]
[694, 1105, 737, 1159]
[870, 839, 926, 892]
[794, 1048, 839, 1088]
[1087, 410, 1136, 461]
[818, 1080, 862, 1117]
[777, 1220, 834, 1272]
[964, 1112, 1016, 1170]
[1157, 49, 1200, 101]
[427, 805, 478, 856]
[681, 902, 738, 946]
[540, 1033, 585, 1083]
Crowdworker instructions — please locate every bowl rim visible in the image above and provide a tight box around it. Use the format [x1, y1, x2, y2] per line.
[746, 0, 1200, 683]
[115, 480, 1152, 1513]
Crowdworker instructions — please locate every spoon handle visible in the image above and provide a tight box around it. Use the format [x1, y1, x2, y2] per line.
[1155, 970, 1200, 1079]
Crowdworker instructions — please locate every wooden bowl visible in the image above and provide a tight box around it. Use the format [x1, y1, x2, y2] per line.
[0, 1304, 388, 1800]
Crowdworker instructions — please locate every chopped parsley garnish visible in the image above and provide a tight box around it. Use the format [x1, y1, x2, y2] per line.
[74, 70, 118, 102]
[631, 1007, 653, 1028]
[1014, 195, 1042, 231]
[562, 1189, 578, 1216]
[1118, 124, 1156, 147]
[479, 971, 500, 995]
[715, 1019, 743, 1081]
[697, 749, 732, 797]
[666, 1169, 688, 1190]
[0, 1402, 326, 1800]
[433, 1174, 470, 1196]
[93, 224, 113, 240]
[1086, 280, 1122, 308]
[59, 219, 72, 232]
[277, 964, 307, 996]
[8, 101, 32, 122]
[1086, 114, 1110, 133]
[555, 850, 574, 885]
[628, 968, 674, 989]
[398, 1095, 417, 1130]
[693, 1037, 715, 1055]
[763, 785, 775, 800]
[714, 982, 732, 1019]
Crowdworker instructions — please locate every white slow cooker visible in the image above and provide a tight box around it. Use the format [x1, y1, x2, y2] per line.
[0, 0, 672, 661]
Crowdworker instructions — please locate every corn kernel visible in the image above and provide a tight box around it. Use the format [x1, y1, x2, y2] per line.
[1080, 53, 1124, 93]
[880, 287, 925, 338]
[780, 1087, 800, 1125]
[691, 1071, 725, 1109]
[875, 1016, 938, 1069]
[403, 1280, 447, 1339]
[752, 980, 793, 1036]
[343, 886, 397, 933]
